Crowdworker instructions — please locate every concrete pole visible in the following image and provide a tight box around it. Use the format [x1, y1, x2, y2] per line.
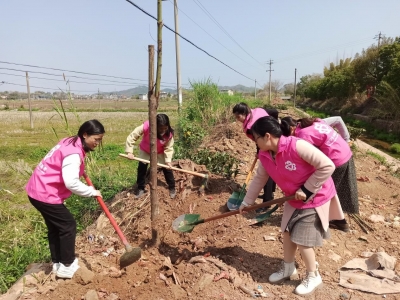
[173, 0, 182, 109]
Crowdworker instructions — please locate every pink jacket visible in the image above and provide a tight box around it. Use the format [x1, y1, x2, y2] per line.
[139, 120, 173, 154]
[26, 138, 86, 204]
[295, 119, 352, 167]
[243, 108, 268, 140]
[258, 136, 336, 209]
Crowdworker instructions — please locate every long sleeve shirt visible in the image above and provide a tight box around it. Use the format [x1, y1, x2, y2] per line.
[323, 116, 351, 142]
[62, 154, 97, 197]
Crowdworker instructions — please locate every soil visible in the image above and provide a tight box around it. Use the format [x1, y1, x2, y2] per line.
[4, 108, 400, 300]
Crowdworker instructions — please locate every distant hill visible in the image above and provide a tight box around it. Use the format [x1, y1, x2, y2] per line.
[104, 84, 254, 97]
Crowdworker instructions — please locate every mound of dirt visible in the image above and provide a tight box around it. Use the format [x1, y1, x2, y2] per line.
[3, 111, 400, 300]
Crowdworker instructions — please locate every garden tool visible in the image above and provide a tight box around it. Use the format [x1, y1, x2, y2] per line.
[84, 173, 141, 268]
[119, 154, 209, 193]
[173, 195, 293, 233]
[226, 156, 258, 211]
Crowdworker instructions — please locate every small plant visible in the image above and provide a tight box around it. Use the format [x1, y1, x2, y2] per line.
[389, 143, 400, 154]
[190, 149, 240, 178]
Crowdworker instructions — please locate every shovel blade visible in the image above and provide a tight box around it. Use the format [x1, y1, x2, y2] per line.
[119, 247, 142, 268]
[172, 213, 201, 233]
[227, 191, 245, 211]
[252, 205, 280, 225]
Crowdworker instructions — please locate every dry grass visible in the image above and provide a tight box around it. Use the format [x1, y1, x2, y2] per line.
[0, 111, 178, 147]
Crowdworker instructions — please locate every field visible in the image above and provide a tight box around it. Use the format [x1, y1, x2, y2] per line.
[1, 91, 400, 299]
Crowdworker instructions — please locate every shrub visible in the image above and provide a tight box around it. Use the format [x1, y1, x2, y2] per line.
[389, 143, 400, 154]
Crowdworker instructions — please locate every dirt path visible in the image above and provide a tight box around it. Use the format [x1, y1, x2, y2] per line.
[2, 115, 400, 300]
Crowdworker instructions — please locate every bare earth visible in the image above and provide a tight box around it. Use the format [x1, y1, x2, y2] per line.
[3, 117, 400, 300]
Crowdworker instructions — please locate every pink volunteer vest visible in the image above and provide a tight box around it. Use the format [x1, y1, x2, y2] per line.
[243, 108, 269, 140]
[258, 135, 336, 209]
[26, 138, 86, 204]
[295, 119, 352, 167]
[139, 120, 173, 154]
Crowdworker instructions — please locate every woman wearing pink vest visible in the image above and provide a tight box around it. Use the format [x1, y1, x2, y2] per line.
[281, 116, 358, 232]
[126, 114, 176, 199]
[26, 120, 105, 279]
[239, 116, 341, 296]
[232, 103, 276, 212]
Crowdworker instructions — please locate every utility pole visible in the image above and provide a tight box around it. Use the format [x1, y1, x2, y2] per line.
[373, 31, 384, 94]
[254, 79, 257, 100]
[294, 68, 297, 108]
[98, 88, 101, 110]
[266, 59, 274, 103]
[173, 0, 182, 110]
[25, 72, 33, 129]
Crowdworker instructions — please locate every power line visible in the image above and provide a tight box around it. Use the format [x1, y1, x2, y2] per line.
[0, 60, 182, 85]
[0, 67, 187, 88]
[167, 0, 262, 71]
[124, 0, 254, 81]
[274, 37, 372, 64]
[2, 81, 99, 93]
[191, 0, 264, 67]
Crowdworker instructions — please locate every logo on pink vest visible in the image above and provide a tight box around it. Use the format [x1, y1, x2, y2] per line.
[258, 136, 336, 209]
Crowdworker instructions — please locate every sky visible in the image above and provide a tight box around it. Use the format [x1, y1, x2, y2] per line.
[0, 0, 399, 94]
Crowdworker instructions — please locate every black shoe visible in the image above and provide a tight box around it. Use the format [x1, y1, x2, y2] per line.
[329, 219, 350, 232]
[135, 189, 145, 198]
[169, 188, 176, 199]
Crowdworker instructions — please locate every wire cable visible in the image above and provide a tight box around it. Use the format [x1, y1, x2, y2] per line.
[192, 0, 264, 67]
[167, 0, 262, 71]
[124, 0, 254, 81]
[0, 60, 181, 85]
[0, 67, 186, 88]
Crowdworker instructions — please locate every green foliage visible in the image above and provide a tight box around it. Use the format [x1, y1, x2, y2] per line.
[389, 143, 400, 154]
[190, 149, 239, 179]
[366, 150, 388, 166]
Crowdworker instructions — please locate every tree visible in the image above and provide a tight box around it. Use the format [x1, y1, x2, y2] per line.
[283, 83, 294, 95]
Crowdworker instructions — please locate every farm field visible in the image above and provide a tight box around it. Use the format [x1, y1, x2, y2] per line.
[1, 107, 400, 300]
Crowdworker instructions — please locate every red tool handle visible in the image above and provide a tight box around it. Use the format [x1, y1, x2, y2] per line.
[83, 173, 129, 247]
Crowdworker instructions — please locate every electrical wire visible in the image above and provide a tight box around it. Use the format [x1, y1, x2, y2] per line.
[2, 81, 99, 93]
[167, 0, 262, 71]
[125, 0, 254, 81]
[0, 67, 186, 89]
[192, 0, 264, 68]
[0, 60, 182, 85]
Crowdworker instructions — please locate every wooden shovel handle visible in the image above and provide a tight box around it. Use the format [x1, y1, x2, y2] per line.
[244, 156, 258, 185]
[119, 154, 208, 178]
[203, 195, 294, 223]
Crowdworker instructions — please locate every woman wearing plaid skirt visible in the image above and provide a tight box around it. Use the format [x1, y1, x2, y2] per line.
[239, 117, 342, 296]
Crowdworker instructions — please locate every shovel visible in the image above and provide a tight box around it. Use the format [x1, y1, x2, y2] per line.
[226, 156, 258, 211]
[173, 195, 293, 233]
[83, 173, 141, 268]
[119, 154, 209, 194]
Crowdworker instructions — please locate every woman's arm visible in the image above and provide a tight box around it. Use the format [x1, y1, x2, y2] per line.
[241, 163, 269, 206]
[164, 136, 174, 163]
[323, 116, 350, 142]
[62, 154, 98, 197]
[296, 139, 335, 197]
[125, 124, 144, 154]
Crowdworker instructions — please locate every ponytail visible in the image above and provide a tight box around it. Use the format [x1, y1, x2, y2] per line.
[297, 117, 318, 129]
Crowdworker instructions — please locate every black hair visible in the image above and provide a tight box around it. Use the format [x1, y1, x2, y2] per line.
[297, 117, 318, 129]
[156, 113, 174, 140]
[232, 102, 252, 129]
[280, 116, 297, 137]
[251, 116, 290, 138]
[265, 108, 279, 120]
[67, 119, 105, 151]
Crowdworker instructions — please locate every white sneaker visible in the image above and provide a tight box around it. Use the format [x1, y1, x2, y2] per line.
[269, 261, 298, 284]
[52, 263, 60, 274]
[56, 258, 80, 279]
[295, 270, 323, 295]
